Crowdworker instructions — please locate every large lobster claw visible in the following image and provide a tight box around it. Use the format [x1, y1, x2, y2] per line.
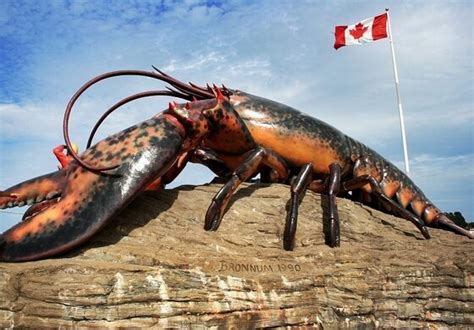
[0, 114, 185, 261]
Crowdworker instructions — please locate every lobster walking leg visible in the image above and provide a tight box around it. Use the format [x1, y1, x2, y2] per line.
[326, 163, 342, 247]
[284, 163, 313, 251]
[190, 148, 232, 179]
[145, 148, 231, 192]
[145, 152, 191, 191]
[342, 175, 431, 239]
[204, 147, 288, 231]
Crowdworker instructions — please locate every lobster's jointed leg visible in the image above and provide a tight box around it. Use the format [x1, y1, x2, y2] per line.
[191, 148, 232, 179]
[284, 163, 343, 249]
[342, 175, 431, 239]
[145, 148, 232, 192]
[326, 163, 342, 248]
[145, 151, 191, 191]
[204, 147, 288, 231]
[284, 163, 313, 251]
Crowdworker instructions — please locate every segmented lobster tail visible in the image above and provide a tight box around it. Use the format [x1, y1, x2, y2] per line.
[348, 138, 472, 239]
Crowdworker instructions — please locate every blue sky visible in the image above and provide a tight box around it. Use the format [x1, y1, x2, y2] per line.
[0, 0, 472, 232]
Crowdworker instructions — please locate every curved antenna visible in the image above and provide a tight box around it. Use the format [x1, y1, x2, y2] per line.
[64, 69, 217, 172]
[151, 66, 215, 99]
[86, 90, 187, 148]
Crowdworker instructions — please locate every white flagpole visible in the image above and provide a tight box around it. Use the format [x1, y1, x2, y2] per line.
[385, 8, 410, 175]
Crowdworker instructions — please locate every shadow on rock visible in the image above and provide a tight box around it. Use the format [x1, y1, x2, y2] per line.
[67, 189, 180, 257]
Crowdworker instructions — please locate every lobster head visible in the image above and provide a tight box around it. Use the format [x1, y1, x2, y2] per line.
[164, 87, 230, 136]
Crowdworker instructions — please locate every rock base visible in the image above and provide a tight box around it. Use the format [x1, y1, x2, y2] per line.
[1, 183, 472, 328]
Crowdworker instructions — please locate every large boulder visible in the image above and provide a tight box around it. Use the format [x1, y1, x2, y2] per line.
[0, 183, 472, 328]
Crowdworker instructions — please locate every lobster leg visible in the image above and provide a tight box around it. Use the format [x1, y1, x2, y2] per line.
[342, 175, 431, 239]
[204, 147, 288, 231]
[284, 163, 313, 251]
[144, 148, 231, 192]
[326, 163, 342, 247]
[191, 148, 232, 179]
[144, 151, 191, 191]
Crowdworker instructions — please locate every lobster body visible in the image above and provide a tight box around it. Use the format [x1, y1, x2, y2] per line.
[232, 91, 353, 174]
[0, 69, 471, 262]
[226, 91, 439, 225]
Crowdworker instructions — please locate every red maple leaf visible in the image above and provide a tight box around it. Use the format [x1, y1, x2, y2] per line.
[349, 22, 368, 40]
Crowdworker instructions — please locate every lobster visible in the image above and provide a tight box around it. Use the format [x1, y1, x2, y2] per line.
[0, 69, 472, 262]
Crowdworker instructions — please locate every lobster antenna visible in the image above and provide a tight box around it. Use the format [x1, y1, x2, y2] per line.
[164, 83, 202, 99]
[64, 69, 218, 172]
[165, 86, 187, 96]
[86, 72, 217, 150]
[151, 66, 214, 99]
[189, 81, 212, 93]
[86, 89, 190, 148]
[65, 70, 175, 172]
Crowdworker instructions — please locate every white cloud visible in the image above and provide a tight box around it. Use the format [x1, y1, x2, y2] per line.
[395, 3, 472, 79]
[163, 51, 227, 72]
[0, 103, 63, 140]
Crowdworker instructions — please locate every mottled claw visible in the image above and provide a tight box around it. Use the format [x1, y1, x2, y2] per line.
[0, 191, 19, 207]
[0, 114, 186, 261]
[0, 191, 17, 198]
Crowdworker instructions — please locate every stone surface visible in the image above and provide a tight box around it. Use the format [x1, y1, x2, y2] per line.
[0, 183, 472, 328]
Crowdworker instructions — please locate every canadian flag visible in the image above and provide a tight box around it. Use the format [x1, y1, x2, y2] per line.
[334, 13, 388, 50]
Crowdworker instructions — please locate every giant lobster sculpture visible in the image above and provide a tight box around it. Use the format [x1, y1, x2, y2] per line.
[0, 68, 472, 261]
